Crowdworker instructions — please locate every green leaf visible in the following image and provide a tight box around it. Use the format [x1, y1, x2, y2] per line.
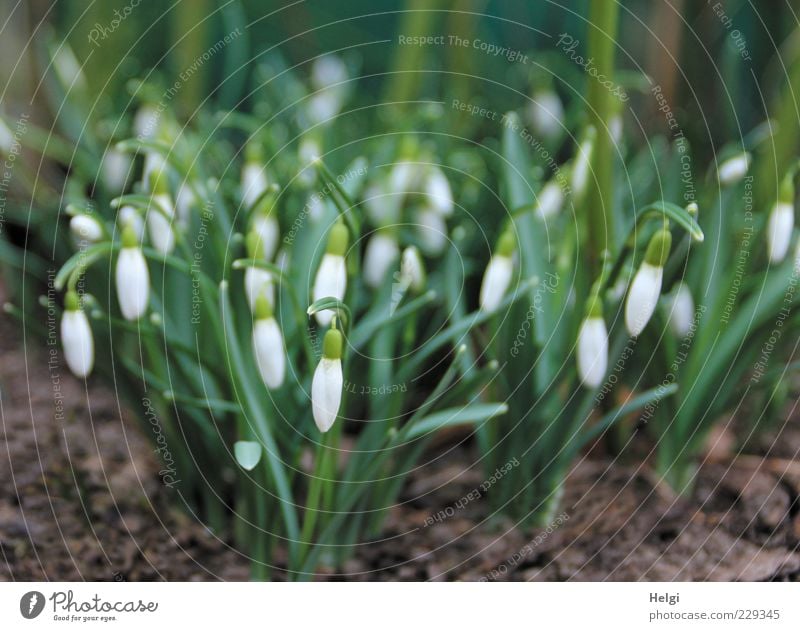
[54, 242, 116, 291]
[234, 441, 262, 471]
[306, 297, 351, 327]
[406, 403, 509, 440]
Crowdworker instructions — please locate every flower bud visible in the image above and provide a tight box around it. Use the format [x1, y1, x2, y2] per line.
[399, 246, 426, 293]
[480, 230, 515, 312]
[69, 214, 104, 246]
[535, 179, 564, 219]
[313, 222, 348, 326]
[625, 228, 672, 337]
[134, 104, 160, 141]
[311, 327, 344, 433]
[61, 291, 94, 377]
[251, 212, 279, 262]
[425, 167, 454, 216]
[118, 206, 145, 242]
[363, 230, 399, 288]
[527, 89, 564, 140]
[416, 206, 448, 255]
[717, 152, 750, 186]
[101, 148, 132, 193]
[115, 226, 150, 321]
[666, 282, 694, 338]
[244, 231, 275, 312]
[252, 296, 285, 390]
[577, 297, 607, 388]
[147, 173, 176, 254]
[767, 175, 795, 263]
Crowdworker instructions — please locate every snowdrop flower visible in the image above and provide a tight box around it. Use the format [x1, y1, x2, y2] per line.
[666, 282, 694, 338]
[399, 246, 426, 293]
[313, 221, 349, 326]
[146, 171, 176, 254]
[142, 150, 165, 192]
[480, 230, 515, 312]
[61, 291, 93, 377]
[69, 214, 104, 246]
[134, 104, 160, 141]
[364, 182, 399, 226]
[425, 167, 454, 216]
[242, 162, 268, 209]
[252, 295, 285, 390]
[311, 54, 349, 92]
[118, 206, 145, 242]
[308, 55, 348, 125]
[389, 160, 421, 198]
[251, 208, 280, 262]
[577, 297, 608, 389]
[101, 148, 132, 193]
[416, 206, 448, 255]
[311, 325, 344, 433]
[244, 231, 275, 312]
[535, 179, 565, 219]
[766, 175, 795, 263]
[363, 230, 399, 288]
[625, 227, 672, 337]
[527, 89, 564, 140]
[717, 152, 750, 186]
[571, 127, 595, 203]
[115, 225, 150, 321]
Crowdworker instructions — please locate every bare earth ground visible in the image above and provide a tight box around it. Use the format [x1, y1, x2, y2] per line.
[1, 310, 799, 581]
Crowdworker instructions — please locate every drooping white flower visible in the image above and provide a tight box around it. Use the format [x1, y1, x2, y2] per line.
[252, 213, 279, 261]
[101, 148, 132, 193]
[416, 206, 448, 255]
[717, 152, 750, 186]
[363, 230, 399, 288]
[252, 296, 285, 390]
[61, 291, 93, 377]
[244, 230, 275, 312]
[142, 151, 165, 192]
[767, 201, 794, 263]
[147, 191, 176, 254]
[115, 226, 149, 321]
[625, 228, 672, 337]
[425, 167, 454, 216]
[535, 179, 565, 219]
[69, 214, 104, 246]
[118, 206, 145, 242]
[134, 104, 160, 141]
[313, 222, 348, 326]
[311, 54, 348, 91]
[311, 327, 344, 433]
[399, 246, 426, 293]
[577, 308, 608, 389]
[527, 90, 564, 140]
[242, 161, 268, 209]
[666, 282, 694, 338]
[480, 231, 515, 312]
[571, 127, 595, 202]
[389, 160, 421, 197]
[308, 55, 348, 125]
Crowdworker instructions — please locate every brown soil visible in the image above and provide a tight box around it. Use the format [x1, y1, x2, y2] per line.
[2, 307, 799, 581]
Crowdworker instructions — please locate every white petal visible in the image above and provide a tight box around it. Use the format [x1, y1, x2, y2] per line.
[119, 206, 145, 241]
[252, 215, 279, 261]
[253, 318, 285, 389]
[416, 207, 448, 255]
[142, 151, 165, 191]
[389, 161, 419, 196]
[527, 91, 564, 139]
[425, 168, 454, 216]
[313, 254, 346, 325]
[625, 262, 663, 337]
[242, 163, 268, 208]
[311, 55, 348, 90]
[70, 215, 103, 244]
[363, 233, 399, 288]
[134, 105, 160, 141]
[480, 255, 513, 312]
[101, 149, 131, 193]
[400, 247, 425, 293]
[667, 282, 694, 338]
[577, 317, 608, 388]
[245, 266, 275, 312]
[116, 247, 150, 321]
[364, 183, 398, 226]
[535, 180, 564, 219]
[61, 310, 94, 377]
[718, 153, 750, 186]
[767, 202, 794, 263]
[147, 194, 176, 254]
[307, 92, 342, 125]
[311, 357, 343, 432]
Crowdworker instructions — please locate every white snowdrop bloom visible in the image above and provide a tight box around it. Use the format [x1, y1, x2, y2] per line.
[307, 92, 342, 125]
[311, 327, 344, 433]
[101, 148, 132, 193]
[134, 104, 160, 141]
[69, 214, 104, 245]
[311, 54, 348, 91]
[389, 160, 420, 197]
[242, 162, 268, 209]
[577, 311, 608, 389]
[252, 296, 285, 390]
[115, 227, 150, 321]
[717, 152, 750, 186]
[142, 151, 165, 191]
[625, 229, 672, 337]
[61, 291, 94, 378]
[118, 206, 145, 242]
[416, 206, 448, 255]
[252, 214, 280, 261]
[666, 282, 694, 338]
[535, 179, 565, 219]
[425, 167, 454, 216]
[571, 128, 595, 202]
[245, 266, 275, 313]
[313, 222, 349, 326]
[527, 90, 564, 140]
[147, 191, 176, 254]
[399, 246, 426, 293]
[480, 231, 515, 312]
[363, 231, 399, 288]
[767, 202, 794, 263]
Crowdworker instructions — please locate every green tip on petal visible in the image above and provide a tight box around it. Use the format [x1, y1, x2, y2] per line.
[245, 231, 261, 259]
[254, 294, 272, 320]
[779, 173, 795, 204]
[585, 294, 603, 318]
[151, 168, 169, 194]
[65, 290, 80, 311]
[121, 225, 138, 248]
[496, 230, 515, 257]
[326, 221, 349, 257]
[245, 141, 263, 163]
[322, 327, 343, 360]
[644, 228, 672, 267]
